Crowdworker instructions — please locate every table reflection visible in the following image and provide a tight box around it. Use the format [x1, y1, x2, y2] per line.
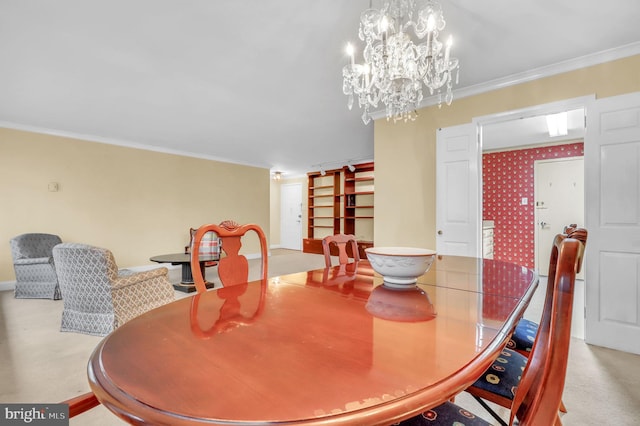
[365, 285, 436, 322]
[190, 279, 267, 338]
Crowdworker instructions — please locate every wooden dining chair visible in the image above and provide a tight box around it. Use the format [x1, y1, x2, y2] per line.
[396, 228, 586, 426]
[507, 224, 587, 415]
[508, 224, 587, 356]
[191, 220, 268, 292]
[61, 391, 100, 418]
[465, 227, 586, 425]
[322, 234, 359, 268]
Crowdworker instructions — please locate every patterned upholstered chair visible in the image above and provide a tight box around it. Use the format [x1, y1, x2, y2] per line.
[52, 243, 175, 336]
[10, 233, 63, 299]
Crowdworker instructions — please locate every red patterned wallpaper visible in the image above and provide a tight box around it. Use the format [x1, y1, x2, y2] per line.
[482, 142, 584, 268]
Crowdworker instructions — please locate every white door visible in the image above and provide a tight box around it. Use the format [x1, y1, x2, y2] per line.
[534, 157, 585, 278]
[280, 183, 302, 250]
[585, 91, 640, 355]
[436, 124, 480, 257]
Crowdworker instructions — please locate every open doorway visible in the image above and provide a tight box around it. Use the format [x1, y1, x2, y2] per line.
[479, 105, 587, 340]
[480, 106, 586, 275]
[482, 141, 584, 273]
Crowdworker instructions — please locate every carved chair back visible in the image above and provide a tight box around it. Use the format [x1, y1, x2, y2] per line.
[191, 221, 268, 292]
[322, 234, 359, 268]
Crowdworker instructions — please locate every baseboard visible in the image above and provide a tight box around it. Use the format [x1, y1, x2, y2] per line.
[0, 281, 16, 291]
[125, 264, 180, 272]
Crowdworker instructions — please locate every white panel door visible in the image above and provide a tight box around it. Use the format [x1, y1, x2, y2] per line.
[280, 183, 302, 250]
[585, 91, 640, 354]
[534, 157, 585, 278]
[436, 124, 480, 257]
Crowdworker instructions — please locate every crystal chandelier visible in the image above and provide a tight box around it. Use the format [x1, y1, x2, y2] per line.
[342, 0, 460, 124]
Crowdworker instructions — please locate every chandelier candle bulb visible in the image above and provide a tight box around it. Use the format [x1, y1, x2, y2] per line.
[426, 15, 435, 54]
[346, 43, 355, 66]
[381, 16, 388, 44]
[444, 35, 452, 64]
[380, 15, 389, 33]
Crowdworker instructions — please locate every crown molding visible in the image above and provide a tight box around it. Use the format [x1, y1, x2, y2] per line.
[0, 121, 270, 171]
[370, 41, 640, 120]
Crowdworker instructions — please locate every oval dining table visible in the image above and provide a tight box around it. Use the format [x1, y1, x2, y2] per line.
[87, 255, 538, 426]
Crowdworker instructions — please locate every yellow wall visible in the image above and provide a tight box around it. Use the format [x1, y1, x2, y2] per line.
[374, 55, 640, 248]
[0, 128, 270, 282]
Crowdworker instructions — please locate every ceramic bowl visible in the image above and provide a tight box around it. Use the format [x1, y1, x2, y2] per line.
[365, 247, 436, 289]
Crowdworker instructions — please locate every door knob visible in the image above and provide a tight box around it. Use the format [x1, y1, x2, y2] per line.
[437, 230, 443, 235]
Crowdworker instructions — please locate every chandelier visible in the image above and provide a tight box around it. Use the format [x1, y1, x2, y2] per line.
[342, 0, 460, 124]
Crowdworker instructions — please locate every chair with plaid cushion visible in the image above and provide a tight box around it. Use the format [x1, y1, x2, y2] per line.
[52, 243, 175, 336]
[189, 227, 221, 267]
[10, 233, 63, 299]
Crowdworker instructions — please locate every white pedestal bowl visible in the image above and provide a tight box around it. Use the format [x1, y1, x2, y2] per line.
[365, 247, 436, 289]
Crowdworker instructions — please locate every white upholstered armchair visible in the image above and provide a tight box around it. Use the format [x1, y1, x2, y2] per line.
[10, 233, 63, 299]
[52, 243, 175, 336]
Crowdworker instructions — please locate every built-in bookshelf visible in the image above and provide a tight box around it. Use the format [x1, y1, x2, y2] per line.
[303, 162, 374, 257]
[306, 169, 341, 243]
[343, 161, 374, 246]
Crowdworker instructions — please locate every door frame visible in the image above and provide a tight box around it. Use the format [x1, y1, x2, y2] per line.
[463, 96, 592, 342]
[472, 95, 594, 247]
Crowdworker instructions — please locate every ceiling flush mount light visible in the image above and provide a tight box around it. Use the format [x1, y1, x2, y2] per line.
[546, 112, 568, 137]
[273, 171, 282, 181]
[343, 0, 460, 124]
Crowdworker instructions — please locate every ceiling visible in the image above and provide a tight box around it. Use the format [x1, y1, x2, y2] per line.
[1, 1, 640, 178]
[483, 108, 586, 152]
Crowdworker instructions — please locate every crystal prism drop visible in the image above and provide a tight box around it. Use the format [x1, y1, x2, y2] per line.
[348, 94, 354, 110]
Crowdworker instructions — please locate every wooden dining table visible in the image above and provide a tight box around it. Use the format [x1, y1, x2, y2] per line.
[87, 255, 537, 426]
